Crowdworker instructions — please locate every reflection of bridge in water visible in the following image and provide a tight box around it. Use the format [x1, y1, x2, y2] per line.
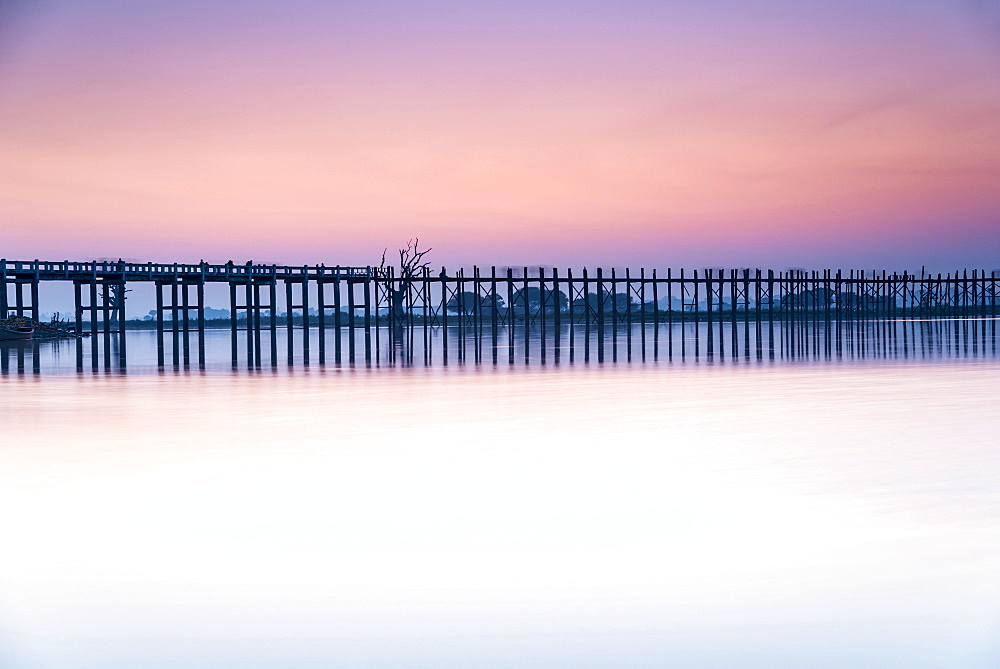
[2, 259, 998, 371]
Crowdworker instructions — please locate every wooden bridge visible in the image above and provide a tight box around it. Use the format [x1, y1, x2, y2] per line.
[2, 258, 997, 369]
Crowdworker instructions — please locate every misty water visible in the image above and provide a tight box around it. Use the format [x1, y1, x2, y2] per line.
[2, 321, 999, 667]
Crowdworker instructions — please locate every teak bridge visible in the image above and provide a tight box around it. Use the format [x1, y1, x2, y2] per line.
[2, 258, 998, 369]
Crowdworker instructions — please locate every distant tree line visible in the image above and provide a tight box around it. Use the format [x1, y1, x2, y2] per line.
[446, 288, 638, 315]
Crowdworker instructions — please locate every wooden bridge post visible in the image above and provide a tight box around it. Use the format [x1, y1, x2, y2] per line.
[822, 269, 831, 358]
[101, 281, 112, 369]
[506, 267, 514, 364]
[317, 276, 326, 364]
[181, 282, 191, 367]
[835, 269, 843, 358]
[30, 274, 39, 323]
[0, 260, 7, 319]
[622, 268, 630, 360]
[823, 269, 831, 323]
[300, 273, 310, 365]
[347, 277, 356, 362]
[583, 267, 591, 362]
[90, 280, 99, 368]
[949, 271, 956, 319]
[755, 268, 763, 360]
[553, 267, 561, 363]
[418, 270, 426, 363]
[197, 280, 206, 368]
[490, 266, 499, 364]
[992, 271, 997, 318]
[539, 267, 547, 364]
[618, 267, 625, 362]
[900, 270, 908, 321]
[473, 266, 482, 363]
[731, 269, 739, 357]
[284, 280, 294, 365]
[566, 268, 575, 361]
[253, 282, 263, 368]
[610, 268, 618, 362]
[14, 280, 23, 318]
[667, 267, 673, 359]
[269, 278, 278, 367]
[639, 267, 646, 328]
[74, 281, 84, 369]
[364, 270, 372, 364]
[441, 267, 450, 364]
[781, 270, 791, 360]
[767, 269, 775, 359]
[117, 278, 127, 369]
[521, 267, 531, 365]
[680, 268, 687, 359]
[242, 280, 253, 367]
[374, 269, 382, 365]
[991, 271, 997, 355]
[596, 267, 605, 363]
[742, 268, 750, 359]
[979, 269, 986, 319]
[230, 282, 239, 367]
[334, 269, 343, 364]
[722, 268, 730, 357]
[651, 268, 658, 361]
[973, 269, 980, 318]
[785, 270, 793, 359]
[458, 268, 466, 362]
[963, 269, 969, 319]
[720, 269, 728, 356]
[706, 268, 714, 356]
[815, 270, 823, 357]
[719, 269, 727, 357]
[693, 269, 702, 357]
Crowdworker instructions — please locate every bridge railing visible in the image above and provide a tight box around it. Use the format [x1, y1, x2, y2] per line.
[0, 259, 375, 280]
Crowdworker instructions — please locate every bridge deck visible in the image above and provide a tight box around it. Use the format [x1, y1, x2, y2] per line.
[1, 260, 374, 282]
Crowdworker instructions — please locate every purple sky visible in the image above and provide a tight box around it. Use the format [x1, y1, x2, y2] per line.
[2, 0, 999, 271]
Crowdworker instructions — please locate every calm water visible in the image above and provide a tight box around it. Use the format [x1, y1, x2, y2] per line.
[1, 324, 999, 666]
[2, 317, 997, 373]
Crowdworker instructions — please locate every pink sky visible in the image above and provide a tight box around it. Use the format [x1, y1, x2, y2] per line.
[1, 1, 999, 271]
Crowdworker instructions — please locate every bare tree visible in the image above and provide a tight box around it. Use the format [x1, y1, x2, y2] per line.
[381, 238, 432, 322]
[99, 283, 131, 326]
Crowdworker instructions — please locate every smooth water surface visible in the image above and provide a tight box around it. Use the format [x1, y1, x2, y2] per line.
[1, 336, 999, 666]
[3, 317, 998, 374]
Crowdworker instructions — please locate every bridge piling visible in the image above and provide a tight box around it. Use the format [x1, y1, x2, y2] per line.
[102, 281, 112, 370]
[196, 281, 205, 368]
[0, 261, 7, 318]
[301, 275, 310, 366]
[364, 272, 373, 364]
[180, 283, 190, 367]
[231, 282, 239, 367]
[347, 278, 356, 362]
[317, 280, 326, 364]
[89, 280, 99, 369]
[253, 282, 263, 368]
[334, 271, 343, 364]
[266, 280, 276, 367]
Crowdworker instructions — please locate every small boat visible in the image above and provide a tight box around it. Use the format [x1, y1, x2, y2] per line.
[0, 325, 34, 341]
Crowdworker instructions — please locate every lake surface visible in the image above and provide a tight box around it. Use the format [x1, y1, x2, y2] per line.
[1, 322, 999, 667]
[3, 317, 997, 373]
